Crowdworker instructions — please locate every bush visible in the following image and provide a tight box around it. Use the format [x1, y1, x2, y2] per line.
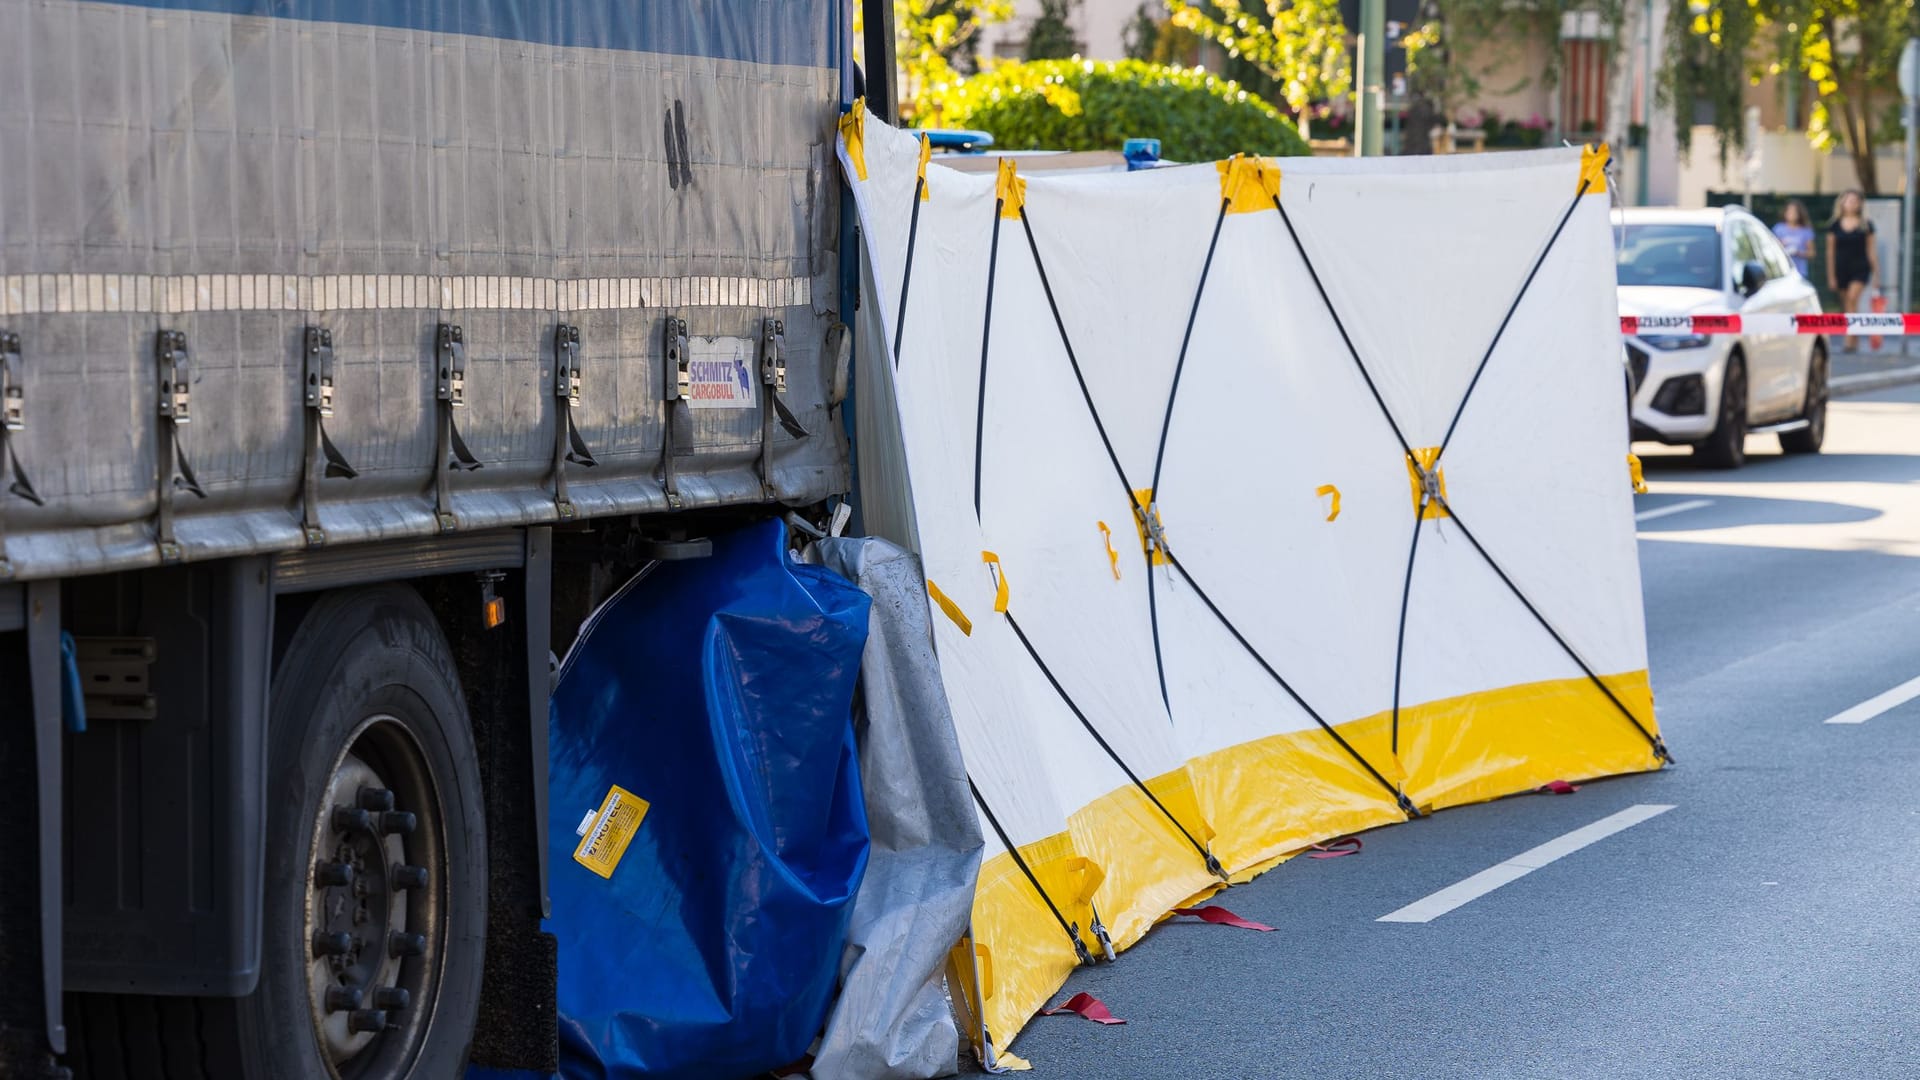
[929, 59, 1309, 162]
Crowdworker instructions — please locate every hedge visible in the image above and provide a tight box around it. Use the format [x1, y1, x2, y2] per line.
[929, 59, 1309, 162]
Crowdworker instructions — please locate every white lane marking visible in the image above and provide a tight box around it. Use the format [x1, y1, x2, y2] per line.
[1376, 804, 1677, 924]
[1635, 498, 1714, 523]
[1822, 675, 1920, 725]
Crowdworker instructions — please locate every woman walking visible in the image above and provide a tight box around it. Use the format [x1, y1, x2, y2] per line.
[1772, 200, 1814, 278]
[1826, 190, 1877, 352]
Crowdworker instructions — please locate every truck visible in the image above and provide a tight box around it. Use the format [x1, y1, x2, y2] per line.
[0, 1, 899, 1075]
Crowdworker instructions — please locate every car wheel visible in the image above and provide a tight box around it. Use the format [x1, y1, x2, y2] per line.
[1780, 342, 1826, 454]
[1695, 353, 1747, 469]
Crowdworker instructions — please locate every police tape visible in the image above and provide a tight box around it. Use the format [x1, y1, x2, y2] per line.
[1620, 313, 1920, 336]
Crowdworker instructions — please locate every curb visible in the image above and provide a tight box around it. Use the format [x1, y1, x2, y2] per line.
[1832, 363, 1920, 397]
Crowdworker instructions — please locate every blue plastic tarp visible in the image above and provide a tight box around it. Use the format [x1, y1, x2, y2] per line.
[546, 519, 872, 1080]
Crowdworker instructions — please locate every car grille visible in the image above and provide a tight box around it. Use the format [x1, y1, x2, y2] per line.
[1625, 344, 1650, 395]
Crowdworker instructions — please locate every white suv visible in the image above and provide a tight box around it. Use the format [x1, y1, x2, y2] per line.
[1615, 207, 1827, 468]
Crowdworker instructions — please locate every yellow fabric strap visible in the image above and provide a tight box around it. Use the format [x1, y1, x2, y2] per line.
[1216, 154, 1281, 214]
[916, 133, 932, 201]
[981, 551, 1010, 613]
[1627, 452, 1648, 494]
[1315, 483, 1341, 522]
[995, 157, 1026, 220]
[1130, 487, 1169, 565]
[1097, 521, 1121, 580]
[838, 101, 868, 181]
[1405, 449, 1450, 520]
[927, 579, 972, 636]
[1579, 143, 1609, 195]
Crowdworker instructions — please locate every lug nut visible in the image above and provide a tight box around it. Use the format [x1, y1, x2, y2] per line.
[357, 787, 395, 812]
[390, 864, 428, 891]
[373, 986, 410, 1011]
[346, 1009, 388, 1034]
[380, 810, 416, 836]
[323, 985, 363, 1012]
[388, 931, 426, 958]
[311, 931, 354, 958]
[314, 861, 355, 887]
[332, 807, 374, 833]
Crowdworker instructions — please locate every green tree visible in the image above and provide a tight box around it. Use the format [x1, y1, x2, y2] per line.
[1124, 1, 1164, 59]
[1027, 0, 1085, 58]
[929, 58, 1311, 160]
[890, 0, 1016, 123]
[1661, 0, 1919, 194]
[1163, 0, 1352, 113]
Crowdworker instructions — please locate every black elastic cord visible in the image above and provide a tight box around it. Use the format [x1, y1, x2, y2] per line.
[1017, 209, 1138, 511]
[1271, 196, 1417, 462]
[1165, 552, 1420, 817]
[1389, 497, 1427, 755]
[1017, 206, 1175, 712]
[1149, 198, 1229, 497]
[1435, 181, 1590, 461]
[1005, 611, 1227, 880]
[968, 776, 1094, 965]
[1432, 493, 1672, 762]
[972, 200, 1005, 520]
[891, 173, 926, 367]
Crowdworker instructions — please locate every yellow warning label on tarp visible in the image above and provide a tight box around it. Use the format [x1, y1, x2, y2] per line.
[917, 133, 932, 200]
[573, 784, 649, 880]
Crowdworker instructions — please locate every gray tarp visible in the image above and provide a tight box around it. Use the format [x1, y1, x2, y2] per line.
[806, 536, 981, 1080]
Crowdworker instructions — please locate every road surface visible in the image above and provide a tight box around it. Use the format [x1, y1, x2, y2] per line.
[999, 384, 1920, 1079]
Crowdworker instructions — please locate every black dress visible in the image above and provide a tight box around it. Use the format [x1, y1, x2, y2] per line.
[1831, 219, 1874, 287]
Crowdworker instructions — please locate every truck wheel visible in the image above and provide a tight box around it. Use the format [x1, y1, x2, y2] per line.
[1695, 354, 1747, 469]
[234, 585, 485, 1079]
[1779, 343, 1827, 454]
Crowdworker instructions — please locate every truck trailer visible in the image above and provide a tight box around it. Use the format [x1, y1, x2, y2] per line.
[0, 0, 897, 1075]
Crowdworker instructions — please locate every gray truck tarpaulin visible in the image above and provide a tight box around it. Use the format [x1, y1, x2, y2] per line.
[806, 537, 982, 1080]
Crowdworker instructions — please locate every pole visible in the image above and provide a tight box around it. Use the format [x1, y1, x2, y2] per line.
[1357, 0, 1385, 156]
[1637, 0, 1653, 204]
[1903, 97, 1916, 336]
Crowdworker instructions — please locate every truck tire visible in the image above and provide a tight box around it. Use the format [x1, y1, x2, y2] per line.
[70, 586, 487, 1079]
[1695, 353, 1747, 469]
[244, 584, 486, 1079]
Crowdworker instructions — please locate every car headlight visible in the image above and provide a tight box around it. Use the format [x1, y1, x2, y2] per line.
[1641, 334, 1709, 350]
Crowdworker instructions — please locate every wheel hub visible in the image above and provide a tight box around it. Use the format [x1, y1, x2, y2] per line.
[305, 735, 433, 1070]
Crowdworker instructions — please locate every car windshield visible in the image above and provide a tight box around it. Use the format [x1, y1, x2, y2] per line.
[1616, 224, 1722, 289]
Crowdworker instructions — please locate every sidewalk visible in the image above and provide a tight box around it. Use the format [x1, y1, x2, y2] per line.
[1831, 338, 1920, 397]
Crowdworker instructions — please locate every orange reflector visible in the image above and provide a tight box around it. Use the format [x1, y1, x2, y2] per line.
[483, 595, 507, 629]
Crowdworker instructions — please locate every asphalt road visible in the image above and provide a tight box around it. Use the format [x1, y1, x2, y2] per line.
[1000, 383, 1920, 1079]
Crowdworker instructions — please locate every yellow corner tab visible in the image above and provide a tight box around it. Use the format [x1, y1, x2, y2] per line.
[1216, 154, 1281, 214]
[1627, 452, 1648, 494]
[1130, 488, 1169, 565]
[572, 784, 649, 880]
[1315, 483, 1341, 522]
[1405, 449, 1450, 520]
[838, 102, 868, 182]
[1579, 143, 1609, 195]
[981, 550, 1010, 613]
[995, 157, 1026, 219]
[928, 579, 972, 636]
[917, 133, 932, 201]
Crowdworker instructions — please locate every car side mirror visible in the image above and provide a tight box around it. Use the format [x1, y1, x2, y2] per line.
[1737, 260, 1767, 297]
